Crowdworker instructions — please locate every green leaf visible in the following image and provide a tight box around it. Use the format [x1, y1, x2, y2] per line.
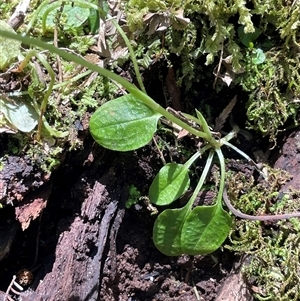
[44, 4, 90, 31]
[238, 26, 261, 47]
[181, 203, 232, 255]
[89, 94, 161, 151]
[149, 163, 190, 205]
[153, 204, 190, 256]
[251, 48, 266, 65]
[0, 21, 21, 70]
[88, 9, 99, 34]
[0, 98, 38, 132]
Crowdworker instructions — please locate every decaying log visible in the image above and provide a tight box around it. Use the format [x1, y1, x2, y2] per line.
[16, 175, 125, 301]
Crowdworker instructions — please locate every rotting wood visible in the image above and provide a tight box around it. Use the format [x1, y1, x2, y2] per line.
[17, 177, 124, 301]
[108, 203, 126, 282]
[215, 256, 253, 301]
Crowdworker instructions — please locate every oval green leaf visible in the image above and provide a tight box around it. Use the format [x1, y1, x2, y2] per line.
[238, 26, 261, 47]
[149, 163, 190, 205]
[0, 98, 38, 132]
[0, 21, 21, 70]
[89, 94, 161, 151]
[252, 48, 266, 65]
[44, 5, 90, 30]
[153, 205, 190, 256]
[181, 204, 232, 255]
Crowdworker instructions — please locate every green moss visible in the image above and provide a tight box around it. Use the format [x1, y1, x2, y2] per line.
[225, 167, 300, 300]
[239, 221, 300, 301]
[0, 1, 19, 19]
[237, 48, 300, 142]
[5, 133, 64, 173]
[125, 185, 142, 209]
[123, 0, 300, 140]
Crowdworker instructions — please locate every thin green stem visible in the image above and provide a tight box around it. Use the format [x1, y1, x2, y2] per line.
[220, 130, 237, 143]
[187, 150, 215, 208]
[215, 148, 226, 205]
[13, 49, 66, 139]
[31, 98, 68, 138]
[183, 151, 201, 170]
[195, 109, 217, 147]
[5, 69, 93, 96]
[222, 140, 264, 176]
[0, 30, 210, 140]
[35, 52, 56, 140]
[183, 144, 212, 170]
[53, 69, 93, 90]
[195, 109, 212, 139]
[110, 18, 146, 94]
[25, 0, 53, 34]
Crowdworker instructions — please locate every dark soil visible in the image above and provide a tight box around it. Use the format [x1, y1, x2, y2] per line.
[0, 97, 299, 300]
[0, 133, 241, 301]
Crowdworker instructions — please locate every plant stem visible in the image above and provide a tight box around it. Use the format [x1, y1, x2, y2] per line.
[25, 0, 53, 34]
[183, 144, 212, 170]
[183, 151, 201, 169]
[215, 147, 226, 205]
[12, 49, 67, 139]
[222, 140, 264, 176]
[35, 52, 55, 140]
[110, 18, 147, 94]
[186, 150, 215, 208]
[223, 189, 300, 221]
[195, 109, 218, 147]
[53, 69, 93, 90]
[0, 30, 210, 140]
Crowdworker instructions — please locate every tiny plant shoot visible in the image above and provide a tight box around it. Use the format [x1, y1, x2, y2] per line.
[0, 9, 263, 256]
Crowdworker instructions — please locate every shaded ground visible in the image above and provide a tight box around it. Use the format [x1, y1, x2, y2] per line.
[0, 135, 239, 301]
[0, 126, 299, 300]
[0, 57, 299, 300]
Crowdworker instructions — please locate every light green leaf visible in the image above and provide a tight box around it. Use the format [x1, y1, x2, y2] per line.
[0, 21, 21, 70]
[88, 9, 99, 34]
[44, 4, 90, 30]
[149, 163, 190, 205]
[238, 26, 261, 47]
[252, 48, 266, 65]
[89, 94, 161, 151]
[153, 204, 190, 256]
[181, 203, 232, 255]
[0, 98, 38, 132]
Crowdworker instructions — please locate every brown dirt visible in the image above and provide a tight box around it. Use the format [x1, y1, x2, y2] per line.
[0, 121, 299, 301]
[0, 135, 236, 301]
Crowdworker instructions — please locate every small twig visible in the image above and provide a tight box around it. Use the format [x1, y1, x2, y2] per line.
[8, 0, 30, 30]
[223, 188, 300, 221]
[152, 137, 166, 165]
[193, 281, 203, 300]
[213, 42, 224, 89]
[54, 27, 64, 84]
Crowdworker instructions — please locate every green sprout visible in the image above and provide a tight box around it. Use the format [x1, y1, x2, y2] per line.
[125, 185, 142, 209]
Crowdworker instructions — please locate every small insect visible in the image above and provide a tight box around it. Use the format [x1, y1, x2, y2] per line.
[16, 269, 34, 286]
